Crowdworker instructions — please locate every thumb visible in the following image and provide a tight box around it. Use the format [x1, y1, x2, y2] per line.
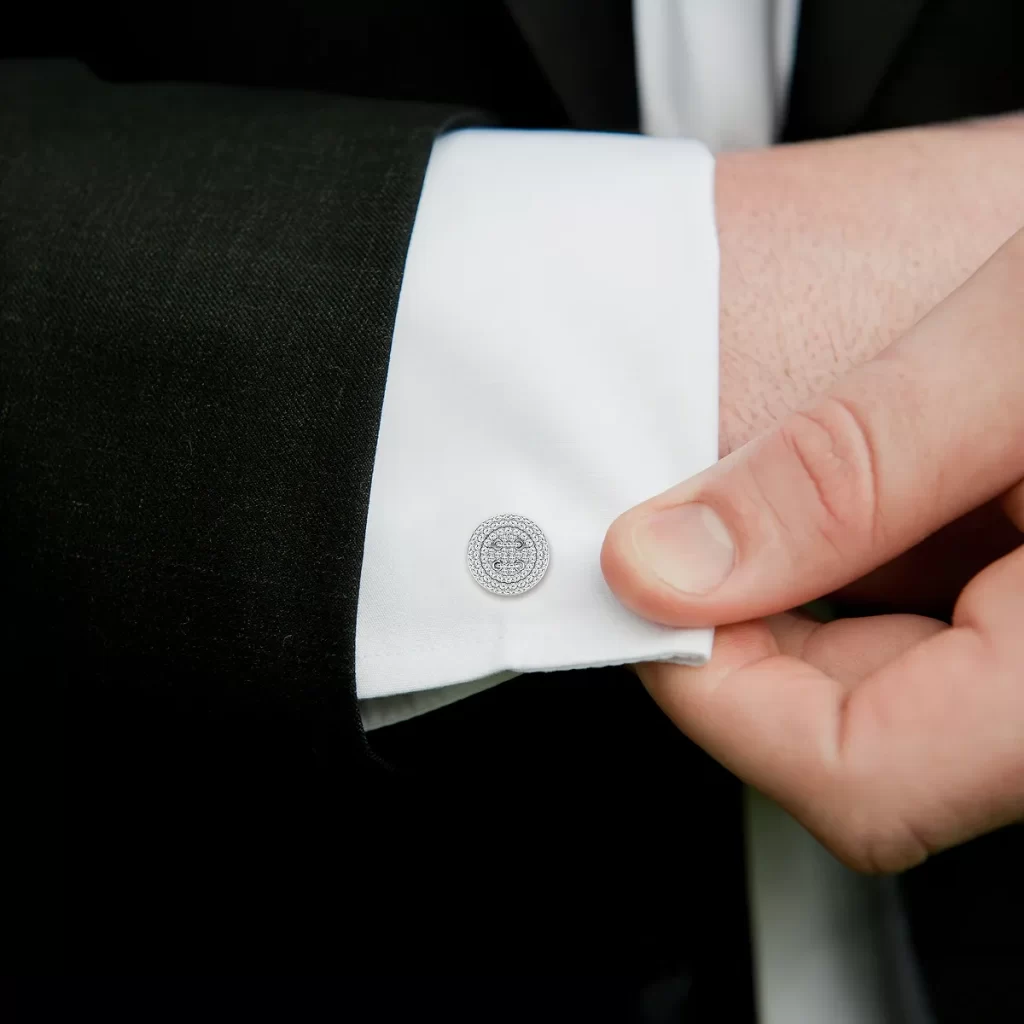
[602, 230, 1024, 627]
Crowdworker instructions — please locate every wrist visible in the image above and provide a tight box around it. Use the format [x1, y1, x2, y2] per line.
[715, 120, 1024, 457]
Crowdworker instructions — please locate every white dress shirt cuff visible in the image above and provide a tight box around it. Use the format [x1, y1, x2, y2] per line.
[355, 128, 719, 716]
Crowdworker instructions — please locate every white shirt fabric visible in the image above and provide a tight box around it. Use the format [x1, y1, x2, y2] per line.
[634, 0, 802, 148]
[356, 129, 718, 725]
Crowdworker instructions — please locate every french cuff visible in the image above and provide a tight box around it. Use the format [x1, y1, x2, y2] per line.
[355, 128, 719, 716]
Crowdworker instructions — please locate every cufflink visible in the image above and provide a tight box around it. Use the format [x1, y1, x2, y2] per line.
[467, 514, 550, 596]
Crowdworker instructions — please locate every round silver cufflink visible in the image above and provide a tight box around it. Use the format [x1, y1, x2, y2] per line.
[467, 514, 550, 596]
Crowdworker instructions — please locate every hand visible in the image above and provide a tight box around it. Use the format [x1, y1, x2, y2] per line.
[716, 116, 1024, 615]
[603, 229, 1024, 873]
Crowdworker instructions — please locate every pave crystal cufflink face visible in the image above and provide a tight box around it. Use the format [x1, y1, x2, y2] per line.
[467, 514, 550, 596]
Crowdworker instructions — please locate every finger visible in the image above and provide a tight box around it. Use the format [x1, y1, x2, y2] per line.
[603, 230, 1024, 627]
[786, 613, 947, 687]
[702, 611, 944, 688]
[642, 615, 942, 823]
[834, 498, 1023, 618]
[643, 558, 1024, 872]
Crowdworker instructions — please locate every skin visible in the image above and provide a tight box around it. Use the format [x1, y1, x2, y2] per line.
[601, 123, 1024, 873]
[716, 115, 1024, 616]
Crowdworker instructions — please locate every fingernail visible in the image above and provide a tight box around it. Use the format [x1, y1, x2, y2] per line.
[631, 503, 735, 595]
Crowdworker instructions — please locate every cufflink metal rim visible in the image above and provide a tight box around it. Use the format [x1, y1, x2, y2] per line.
[467, 514, 550, 597]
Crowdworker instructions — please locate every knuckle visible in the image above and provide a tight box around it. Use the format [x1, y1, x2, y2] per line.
[776, 398, 882, 555]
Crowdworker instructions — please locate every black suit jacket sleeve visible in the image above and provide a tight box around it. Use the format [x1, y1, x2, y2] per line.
[1, 60, 481, 970]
